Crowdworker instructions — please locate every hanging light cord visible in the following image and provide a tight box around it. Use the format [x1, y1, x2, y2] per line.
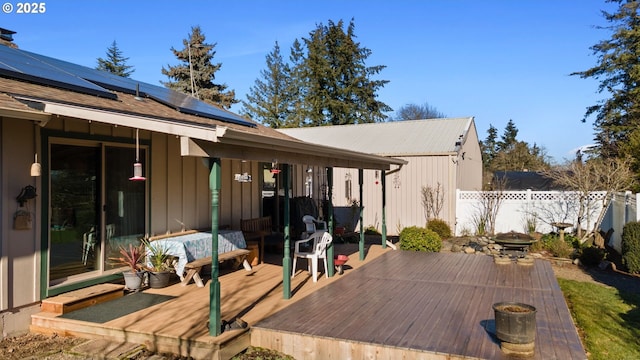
[135, 128, 140, 162]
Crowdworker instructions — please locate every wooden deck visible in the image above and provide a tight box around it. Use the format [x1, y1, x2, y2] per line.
[31, 244, 586, 360]
[252, 251, 587, 359]
[30, 242, 390, 359]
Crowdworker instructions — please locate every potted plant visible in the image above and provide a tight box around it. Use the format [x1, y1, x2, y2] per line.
[108, 243, 145, 291]
[142, 238, 174, 288]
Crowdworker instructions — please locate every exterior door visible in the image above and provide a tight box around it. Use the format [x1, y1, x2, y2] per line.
[48, 141, 146, 287]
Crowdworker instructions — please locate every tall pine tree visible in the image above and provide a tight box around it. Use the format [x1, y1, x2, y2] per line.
[302, 19, 391, 126]
[285, 39, 308, 127]
[96, 40, 134, 77]
[572, 0, 640, 159]
[161, 26, 238, 109]
[241, 42, 292, 127]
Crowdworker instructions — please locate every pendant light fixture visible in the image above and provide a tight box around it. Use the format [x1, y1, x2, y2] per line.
[129, 128, 146, 181]
[30, 153, 41, 177]
[30, 122, 41, 177]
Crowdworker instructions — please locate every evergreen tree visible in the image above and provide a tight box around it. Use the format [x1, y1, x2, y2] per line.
[571, 0, 640, 159]
[481, 120, 551, 188]
[480, 124, 499, 169]
[285, 39, 308, 127]
[395, 102, 446, 120]
[302, 19, 391, 126]
[241, 42, 291, 128]
[96, 40, 134, 77]
[161, 26, 238, 109]
[497, 119, 518, 152]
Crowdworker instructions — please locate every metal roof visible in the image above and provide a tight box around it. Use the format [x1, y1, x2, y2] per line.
[278, 117, 475, 156]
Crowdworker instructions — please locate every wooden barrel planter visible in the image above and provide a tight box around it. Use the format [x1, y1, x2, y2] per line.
[493, 302, 537, 356]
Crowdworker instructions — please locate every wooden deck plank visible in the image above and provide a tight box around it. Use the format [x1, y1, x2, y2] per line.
[32, 244, 585, 360]
[253, 251, 587, 360]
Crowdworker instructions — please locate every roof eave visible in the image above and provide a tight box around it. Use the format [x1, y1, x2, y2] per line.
[182, 128, 407, 170]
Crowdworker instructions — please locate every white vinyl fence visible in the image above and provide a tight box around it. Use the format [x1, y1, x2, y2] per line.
[456, 189, 640, 253]
[455, 189, 607, 237]
[600, 192, 640, 253]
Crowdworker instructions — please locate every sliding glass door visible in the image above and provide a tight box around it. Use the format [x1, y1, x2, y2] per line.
[49, 141, 146, 286]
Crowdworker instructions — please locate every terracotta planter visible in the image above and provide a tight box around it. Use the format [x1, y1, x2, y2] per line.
[493, 302, 537, 344]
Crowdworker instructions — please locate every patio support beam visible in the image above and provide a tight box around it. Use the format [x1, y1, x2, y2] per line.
[208, 157, 222, 336]
[382, 170, 387, 248]
[283, 164, 291, 299]
[359, 168, 364, 260]
[327, 167, 335, 277]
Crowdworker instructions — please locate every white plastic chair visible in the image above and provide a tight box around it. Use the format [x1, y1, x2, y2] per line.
[301, 215, 327, 239]
[82, 228, 96, 265]
[106, 224, 115, 240]
[292, 230, 332, 282]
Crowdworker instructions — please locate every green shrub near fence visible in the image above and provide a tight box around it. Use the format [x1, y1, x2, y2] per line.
[622, 221, 640, 274]
[399, 226, 442, 252]
[426, 219, 452, 239]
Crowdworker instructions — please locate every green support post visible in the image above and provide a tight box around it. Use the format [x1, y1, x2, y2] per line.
[208, 158, 221, 336]
[283, 164, 291, 299]
[359, 168, 364, 260]
[327, 167, 335, 277]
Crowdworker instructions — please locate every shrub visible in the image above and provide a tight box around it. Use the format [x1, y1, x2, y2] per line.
[426, 219, 452, 239]
[529, 239, 544, 252]
[621, 221, 640, 274]
[564, 234, 581, 249]
[579, 246, 606, 267]
[364, 226, 380, 235]
[399, 226, 441, 252]
[547, 236, 574, 258]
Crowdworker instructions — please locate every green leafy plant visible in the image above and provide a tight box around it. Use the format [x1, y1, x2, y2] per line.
[142, 238, 174, 272]
[426, 219, 452, 239]
[622, 221, 640, 274]
[399, 226, 441, 252]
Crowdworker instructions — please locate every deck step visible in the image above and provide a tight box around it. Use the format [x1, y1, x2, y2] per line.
[40, 283, 125, 315]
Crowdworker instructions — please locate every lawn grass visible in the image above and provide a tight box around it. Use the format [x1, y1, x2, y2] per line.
[558, 278, 640, 360]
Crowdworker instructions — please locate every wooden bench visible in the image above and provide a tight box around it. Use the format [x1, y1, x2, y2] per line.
[181, 249, 251, 287]
[241, 216, 272, 264]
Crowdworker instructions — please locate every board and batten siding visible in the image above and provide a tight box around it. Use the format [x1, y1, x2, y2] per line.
[329, 154, 456, 235]
[1, 117, 41, 333]
[1, 115, 290, 337]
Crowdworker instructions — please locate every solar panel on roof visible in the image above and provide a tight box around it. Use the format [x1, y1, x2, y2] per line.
[0, 46, 257, 127]
[136, 83, 254, 127]
[0, 45, 116, 99]
[4, 47, 255, 128]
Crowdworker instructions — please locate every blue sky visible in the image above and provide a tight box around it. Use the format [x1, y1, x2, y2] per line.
[1, 0, 617, 163]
